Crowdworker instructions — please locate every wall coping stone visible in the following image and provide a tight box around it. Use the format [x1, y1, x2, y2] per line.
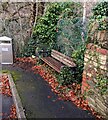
[87, 43, 108, 55]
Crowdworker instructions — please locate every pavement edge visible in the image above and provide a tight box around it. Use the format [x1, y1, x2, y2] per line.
[8, 73, 26, 120]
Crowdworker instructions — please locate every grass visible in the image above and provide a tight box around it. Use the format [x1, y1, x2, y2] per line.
[1, 70, 21, 81]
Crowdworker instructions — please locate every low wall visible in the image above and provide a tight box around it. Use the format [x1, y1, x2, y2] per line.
[82, 43, 108, 119]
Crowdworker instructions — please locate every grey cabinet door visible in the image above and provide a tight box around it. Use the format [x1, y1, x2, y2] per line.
[0, 44, 13, 64]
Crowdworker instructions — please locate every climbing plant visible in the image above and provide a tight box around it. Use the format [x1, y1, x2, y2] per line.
[55, 3, 86, 83]
[23, 2, 83, 57]
[95, 74, 108, 95]
[33, 3, 60, 52]
[92, 1, 108, 30]
[56, 17, 84, 56]
[88, 1, 108, 49]
[86, 1, 108, 95]
[23, 3, 61, 56]
[22, 38, 36, 57]
[72, 43, 86, 82]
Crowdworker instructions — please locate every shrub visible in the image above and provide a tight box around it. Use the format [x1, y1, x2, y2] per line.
[22, 38, 36, 57]
[57, 66, 76, 86]
[72, 43, 86, 82]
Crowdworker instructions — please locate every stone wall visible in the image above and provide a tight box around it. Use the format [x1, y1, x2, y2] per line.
[0, 3, 34, 56]
[82, 43, 108, 119]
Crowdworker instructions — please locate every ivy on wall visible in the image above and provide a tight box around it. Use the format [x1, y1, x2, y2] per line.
[92, 1, 108, 30]
[56, 17, 84, 57]
[86, 1, 108, 96]
[23, 2, 83, 57]
[96, 74, 108, 95]
[23, 3, 65, 57]
[55, 3, 85, 83]
[87, 1, 108, 50]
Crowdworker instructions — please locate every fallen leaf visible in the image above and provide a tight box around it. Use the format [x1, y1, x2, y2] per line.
[47, 96, 51, 99]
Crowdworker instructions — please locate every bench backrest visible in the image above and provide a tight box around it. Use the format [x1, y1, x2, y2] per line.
[51, 49, 76, 68]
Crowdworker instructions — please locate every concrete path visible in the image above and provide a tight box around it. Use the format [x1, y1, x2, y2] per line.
[2, 65, 95, 119]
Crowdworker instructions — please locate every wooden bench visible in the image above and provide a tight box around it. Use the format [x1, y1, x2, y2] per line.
[41, 49, 76, 73]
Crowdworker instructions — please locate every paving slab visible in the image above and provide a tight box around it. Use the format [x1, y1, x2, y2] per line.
[2, 65, 95, 119]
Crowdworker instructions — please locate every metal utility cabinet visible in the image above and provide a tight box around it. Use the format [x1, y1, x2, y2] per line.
[0, 36, 13, 64]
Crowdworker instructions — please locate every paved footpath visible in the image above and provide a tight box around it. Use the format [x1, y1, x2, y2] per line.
[2, 65, 95, 119]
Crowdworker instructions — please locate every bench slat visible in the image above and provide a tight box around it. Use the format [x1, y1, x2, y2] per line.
[40, 49, 76, 73]
[41, 57, 64, 73]
[51, 49, 76, 67]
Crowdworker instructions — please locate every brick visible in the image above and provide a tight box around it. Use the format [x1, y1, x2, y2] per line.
[85, 72, 93, 77]
[97, 48, 108, 55]
[100, 65, 107, 71]
[99, 54, 107, 62]
[83, 72, 92, 80]
[96, 98, 107, 112]
[82, 82, 89, 87]
[82, 73, 88, 80]
[83, 43, 108, 112]
[87, 96, 95, 105]
[82, 77, 86, 82]
[85, 63, 107, 73]
[84, 62, 87, 66]
[85, 54, 107, 65]
[87, 43, 97, 50]
[84, 57, 89, 62]
[82, 86, 89, 92]
[82, 85, 90, 93]
[87, 43, 108, 55]
[81, 88, 84, 94]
